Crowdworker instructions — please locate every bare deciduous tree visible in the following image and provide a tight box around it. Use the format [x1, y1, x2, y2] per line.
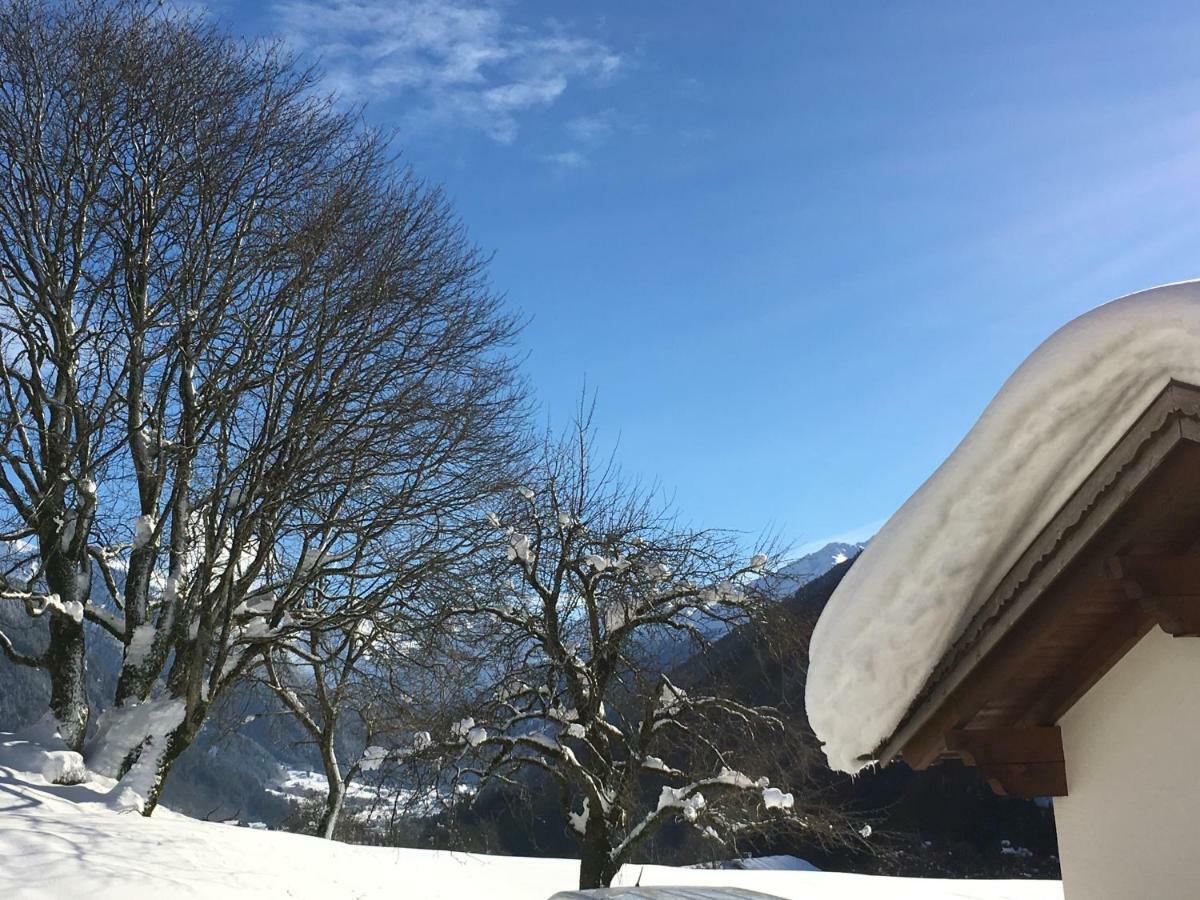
[428, 411, 828, 889]
[0, 0, 129, 749]
[0, 0, 524, 812]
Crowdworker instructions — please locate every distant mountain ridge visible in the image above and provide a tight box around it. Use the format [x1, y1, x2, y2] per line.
[759, 541, 867, 599]
[0, 540, 869, 829]
[670, 554, 1061, 880]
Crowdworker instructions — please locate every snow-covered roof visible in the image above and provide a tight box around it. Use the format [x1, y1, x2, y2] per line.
[806, 281, 1200, 773]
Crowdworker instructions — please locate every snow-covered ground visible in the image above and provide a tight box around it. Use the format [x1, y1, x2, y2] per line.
[0, 732, 1062, 900]
[808, 281, 1200, 773]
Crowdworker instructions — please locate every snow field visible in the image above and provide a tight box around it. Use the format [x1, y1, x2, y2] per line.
[0, 733, 1062, 900]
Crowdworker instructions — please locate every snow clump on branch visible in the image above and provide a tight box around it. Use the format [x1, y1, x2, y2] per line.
[32, 594, 83, 624]
[568, 797, 590, 835]
[132, 514, 156, 550]
[762, 787, 794, 810]
[466, 726, 488, 747]
[506, 533, 533, 564]
[658, 785, 707, 822]
[360, 746, 388, 772]
[657, 682, 687, 714]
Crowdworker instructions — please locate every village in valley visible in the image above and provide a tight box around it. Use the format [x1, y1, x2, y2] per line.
[2, 2, 1198, 899]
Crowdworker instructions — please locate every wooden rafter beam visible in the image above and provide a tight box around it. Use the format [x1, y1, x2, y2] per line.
[1110, 548, 1200, 637]
[944, 727, 1067, 798]
[1017, 606, 1155, 727]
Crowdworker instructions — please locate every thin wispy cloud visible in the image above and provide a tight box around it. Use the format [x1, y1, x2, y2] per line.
[549, 109, 639, 170]
[564, 110, 617, 144]
[272, 0, 621, 144]
[542, 150, 589, 171]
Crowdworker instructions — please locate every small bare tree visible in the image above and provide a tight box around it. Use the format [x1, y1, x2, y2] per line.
[262, 585, 402, 840]
[261, 538, 496, 840]
[430, 411, 819, 889]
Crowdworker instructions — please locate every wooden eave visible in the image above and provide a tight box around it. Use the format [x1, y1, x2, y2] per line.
[875, 380, 1200, 798]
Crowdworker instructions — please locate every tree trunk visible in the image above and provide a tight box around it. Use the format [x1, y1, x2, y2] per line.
[114, 542, 158, 706]
[138, 706, 203, 816]
[578, 823, 619, 889]
[317, 739, 345, 839]
[44, 614, 87, 751]
[42, 548, 92, 752]
[318, 777, 346, 840]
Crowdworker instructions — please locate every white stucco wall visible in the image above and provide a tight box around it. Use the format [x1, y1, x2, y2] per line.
[1055, 627, 1200, 900]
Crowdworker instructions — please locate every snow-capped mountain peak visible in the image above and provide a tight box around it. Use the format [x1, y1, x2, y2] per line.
[759, 541, 866, 599]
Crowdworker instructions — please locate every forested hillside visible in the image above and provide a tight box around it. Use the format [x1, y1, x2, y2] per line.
[675, 560, 1060, 878]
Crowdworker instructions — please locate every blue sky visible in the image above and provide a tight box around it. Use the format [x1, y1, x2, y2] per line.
[219, 0, 1200, 553]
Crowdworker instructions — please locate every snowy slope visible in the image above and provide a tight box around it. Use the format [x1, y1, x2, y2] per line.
[807, 280, 1200, 773]
[0, 732, 1061, 900]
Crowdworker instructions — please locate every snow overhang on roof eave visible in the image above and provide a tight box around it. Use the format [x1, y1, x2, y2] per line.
[873, 379, 1200, 776]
